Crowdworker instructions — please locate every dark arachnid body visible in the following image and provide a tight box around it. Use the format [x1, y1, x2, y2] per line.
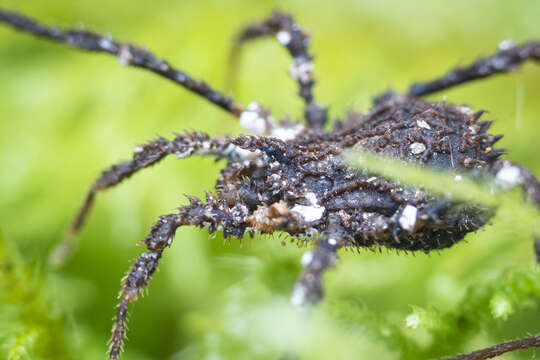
[231, 97, 497, 252]
[1, 8, 539, 360]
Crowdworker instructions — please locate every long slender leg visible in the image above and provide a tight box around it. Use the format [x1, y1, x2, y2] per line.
[493, 159, 540, 262]
[50, 132, 233, 265]
[408, 40, 540, 97]
[109, 194, 248, 360]
[0, 8, 244, 116]
[230, 11, 328, 128]
[441, 333, 540, 360]
[290, 215, 345, 305]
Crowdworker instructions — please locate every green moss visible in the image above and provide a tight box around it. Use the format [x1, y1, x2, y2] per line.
[0, 229, 73, 359]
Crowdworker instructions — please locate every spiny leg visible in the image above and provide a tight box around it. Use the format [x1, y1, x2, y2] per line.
[109, 193, 248, 360]
[291, 215, 345, 305]
[493, 159, 540, 262]
[229, 11, 328, 128]
[0, 8, 244, 116]
[408, 40, 540, 97]
[51, 132, 233, 265]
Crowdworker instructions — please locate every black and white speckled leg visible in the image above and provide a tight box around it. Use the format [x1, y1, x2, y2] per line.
[291, 235, 342, 306]
[290, 215, 346, 306]
[0, 8, 243, 116]
[291, 233, 343, 306]
[109, 194, 248, 360]
[408, 40, 540, 97]
[51, 132, 232, 266]
[492, 159, 540, 262]
[229, 11, 328, 128]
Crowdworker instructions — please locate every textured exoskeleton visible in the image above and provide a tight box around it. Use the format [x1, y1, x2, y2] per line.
[1, 8, 539, 360]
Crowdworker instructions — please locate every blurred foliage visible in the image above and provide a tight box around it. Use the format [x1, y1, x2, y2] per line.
[0, 229, 73, 359]
[0, 0, 539, 359]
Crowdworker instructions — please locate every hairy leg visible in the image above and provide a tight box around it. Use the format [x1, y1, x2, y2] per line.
[109, 193, 248, 360]
[408, 40, 540, 97]
[492, 159, 540, 262]
[229, 11, 328, 128]
[290, 215, 345, 305]
[51, 132, 233, 265]
[0, 8, 244, 116]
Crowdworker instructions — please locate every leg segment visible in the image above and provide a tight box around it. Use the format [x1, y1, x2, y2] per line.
[109, 194, 248, 360]
[230, 11, 328, 128]
[441, 333, 540, 360]
[493, 159, 540, 262]
[51, 132, 232, 265]
[0, 8, 243, 116]
[408, 41, 540, 97]
[291, 215, 345, 305]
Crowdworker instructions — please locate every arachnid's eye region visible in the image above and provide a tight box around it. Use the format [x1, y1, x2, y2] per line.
[1, 7, 539, 360]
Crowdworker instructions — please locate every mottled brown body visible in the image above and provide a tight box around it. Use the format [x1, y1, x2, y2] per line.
[1, 8, 539, 360]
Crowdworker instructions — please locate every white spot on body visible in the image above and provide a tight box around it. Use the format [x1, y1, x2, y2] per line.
[270, 125, 301, 141]
[416, 119, 431, 130]
[300, 251, 313, 266]
[495, 166, 522, 189]
[222, 144, 261, 163]
[235, 147, 255, 158]
[498, 39, 515, 51]
[409, 142, 426, 155]
[289, 62, 314, 83]
[192, 142, 215, 157]
[240, 110, 267, 134]
[159, 62, 169, 71]
[117, 45, 132, 66]
[239, 102, 273, 135]
[221, 143, 236, 156]
[177, 150, 192, 158]
[305, 192, 318, 205]
[290, 284, 306, 307]
[176, 73, 187, 83]
[399, 205, 418, 232]
[133, 145, 144, 154]
[291, 192, 325, 222]
[247, 102, 259, 111]
[98, 37, 115, 51]
[276, 31, 292, 45]
[327, 238, 338, 247]
[291, 204, 325, 222]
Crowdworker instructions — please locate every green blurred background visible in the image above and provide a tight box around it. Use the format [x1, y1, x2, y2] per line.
[0, 0, 539, 359]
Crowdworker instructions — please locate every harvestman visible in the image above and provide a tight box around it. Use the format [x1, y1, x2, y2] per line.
[0, 9, 539, 360]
